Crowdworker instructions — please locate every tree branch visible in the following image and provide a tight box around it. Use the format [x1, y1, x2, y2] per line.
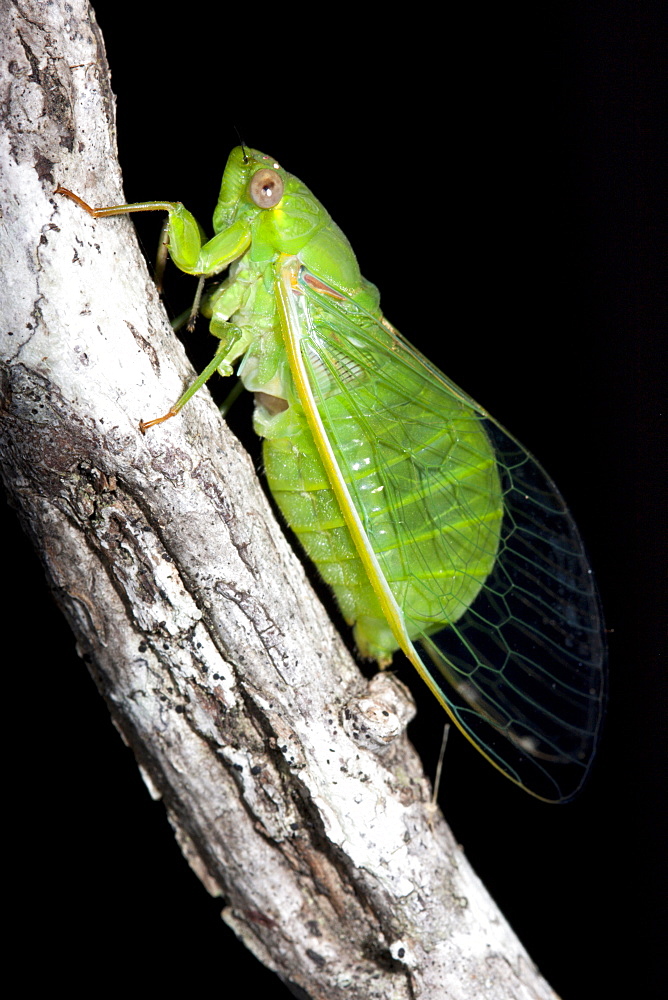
[0, 2, 560, 996]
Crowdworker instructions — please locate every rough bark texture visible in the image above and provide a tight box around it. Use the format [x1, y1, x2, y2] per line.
[0, 2, 560, 996]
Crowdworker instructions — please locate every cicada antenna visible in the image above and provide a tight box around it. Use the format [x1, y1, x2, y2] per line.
[233, 126, 249, 164]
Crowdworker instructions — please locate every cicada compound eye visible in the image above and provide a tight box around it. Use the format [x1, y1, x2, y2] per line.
[249, 168, 284, 209]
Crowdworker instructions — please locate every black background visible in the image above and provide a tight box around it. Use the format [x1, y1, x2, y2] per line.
[6, 4, 665, 997]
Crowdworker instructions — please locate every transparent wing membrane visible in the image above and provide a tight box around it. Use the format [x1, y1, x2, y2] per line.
[296, 268, 605, 800]
[418, 420, 605, 800]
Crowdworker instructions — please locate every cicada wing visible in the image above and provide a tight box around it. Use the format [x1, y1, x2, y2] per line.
[415, 416, 606, 801]
[289, 267, 606, 801]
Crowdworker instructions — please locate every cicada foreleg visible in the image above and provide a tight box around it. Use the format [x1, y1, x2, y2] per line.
[56, 184, 253, 431]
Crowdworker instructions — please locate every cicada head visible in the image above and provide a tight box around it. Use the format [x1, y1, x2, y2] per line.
[213, 146, 331, 258]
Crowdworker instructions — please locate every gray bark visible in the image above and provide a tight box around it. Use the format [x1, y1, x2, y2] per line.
[0, 1, 560, 996]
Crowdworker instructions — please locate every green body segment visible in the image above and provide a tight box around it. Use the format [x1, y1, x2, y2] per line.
[260, 294, 503, 662]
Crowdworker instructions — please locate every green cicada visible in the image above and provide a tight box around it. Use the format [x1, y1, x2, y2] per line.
[57, 146, 606, 802]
